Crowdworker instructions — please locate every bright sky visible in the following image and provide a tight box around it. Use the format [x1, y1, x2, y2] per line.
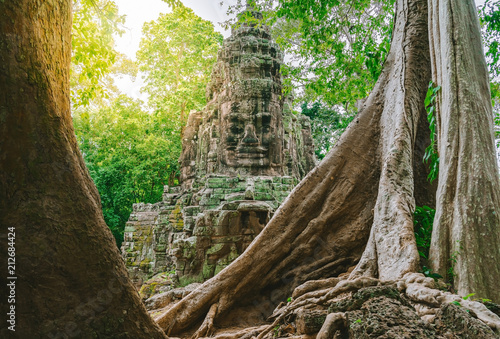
[114, 0, 237, 60]
[113, 0, 237, 99]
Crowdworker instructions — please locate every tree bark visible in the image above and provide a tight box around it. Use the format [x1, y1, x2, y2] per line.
[0, 1, 166, 337]
[349, 0, 430, 280]
[428, 0, 500, 301]
[155, 0, 433, 335]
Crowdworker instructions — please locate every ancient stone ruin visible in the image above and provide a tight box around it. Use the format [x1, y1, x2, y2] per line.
[120, 8, 316, 291]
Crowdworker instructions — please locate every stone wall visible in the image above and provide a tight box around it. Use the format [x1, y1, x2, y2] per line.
[122, 175, 300, 286]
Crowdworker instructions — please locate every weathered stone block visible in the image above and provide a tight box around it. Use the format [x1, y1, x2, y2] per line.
[200, 196, 221, 206]
[212, 193, 226, 200]
[193, 226, 214, 236]
[282, 176, 295, 185]
[225, 193, 246, 201]
[183, 216, 195, 232]
[295, 309, 328, 335]
[183, 206, 200, 216]
[221, 201, 240, 210]
[124, 226, 136, 233]
[254, 192, 274, 200]
[237, 201, 272, 212]
[202, 263, 216, 280]
[206, 177, 228, 188]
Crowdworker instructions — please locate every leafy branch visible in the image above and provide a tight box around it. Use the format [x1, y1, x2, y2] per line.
[423, 81, 441, 183]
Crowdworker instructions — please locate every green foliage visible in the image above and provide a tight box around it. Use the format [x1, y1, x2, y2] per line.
[423, 82, 441, 183]
[463, 293, 476, 301]
[70, 3, 224, 246]
[262, 0, 394, 108]
[448, 241, 462, 286]
[273, 325, 280, 337]
[73, 96, 181, 246]
[421, 266, 443, 281]
[161, 0, 184, 6]
[223, 0, 393, 155]
[137, 5, 223, 125]
[301, 102, 356, 159]
[71, 0, 125, 107]
[414, 205, 435, 260]
[480, 0, 500, 82]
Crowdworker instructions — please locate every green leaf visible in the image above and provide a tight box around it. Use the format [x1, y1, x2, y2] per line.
[430, 273, 443, 280]
[137, 4, 223, 125]
[463, 293, 476, 300]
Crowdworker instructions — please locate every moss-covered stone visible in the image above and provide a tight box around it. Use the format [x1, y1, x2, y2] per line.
[329, 285, 407, 313]
[434, 303, 499, 338]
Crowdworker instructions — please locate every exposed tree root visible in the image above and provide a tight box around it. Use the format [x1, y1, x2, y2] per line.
[191, 303, 218, 339]
[211, 325, 269, 339]
[153, 273, 500, 338]
[291, 277, 340, 299]
[263, 274, 500, 337]
[153, 0, 434, 336]
[257, 276, 385, 338]
[401, 273, 500, 332]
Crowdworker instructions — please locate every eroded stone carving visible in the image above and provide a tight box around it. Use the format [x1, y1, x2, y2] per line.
[179, 8, 315, 184]
[121, 7, 316, 291]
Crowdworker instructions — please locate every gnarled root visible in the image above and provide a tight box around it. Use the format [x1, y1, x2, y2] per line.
[259, 274, 500, 338]
[191, 303, 218, 339]
[257, 276, 383, 338]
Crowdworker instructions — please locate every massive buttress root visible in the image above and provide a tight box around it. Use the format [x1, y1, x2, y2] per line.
[155, 0, 433, 335]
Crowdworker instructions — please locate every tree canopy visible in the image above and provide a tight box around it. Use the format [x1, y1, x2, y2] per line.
[71, 0, 126, 107]
[137, 5, 223, 124]
[301, 102, 355, 159]
[71, 1, 223, 246]
[274, 0, 394, 109]
[73, 96, 181, 245]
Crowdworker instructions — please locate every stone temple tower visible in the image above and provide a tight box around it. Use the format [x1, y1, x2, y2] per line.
[121, 5, 316, 292]
[179, 5, 315, 187]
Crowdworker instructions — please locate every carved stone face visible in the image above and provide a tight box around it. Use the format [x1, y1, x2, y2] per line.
[220, 99, 276, 168]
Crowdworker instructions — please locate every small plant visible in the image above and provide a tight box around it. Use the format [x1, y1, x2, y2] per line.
[287, 297, 292, 303]
[273, 325, 280, 337]
[414, 205, 435, 260]
[451, 300, 461, 306]
[463, 293, 476, 301]
[448, 241, 462, 285]
[355, 319, 362, 324]
[424, 81, 441, 183]
[422, 266, 443, 281]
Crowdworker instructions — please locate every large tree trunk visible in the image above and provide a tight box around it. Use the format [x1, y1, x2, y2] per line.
[428, 0, 500, 301]
[155, 0, 433, 335]
[0, 1, 166, 337]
